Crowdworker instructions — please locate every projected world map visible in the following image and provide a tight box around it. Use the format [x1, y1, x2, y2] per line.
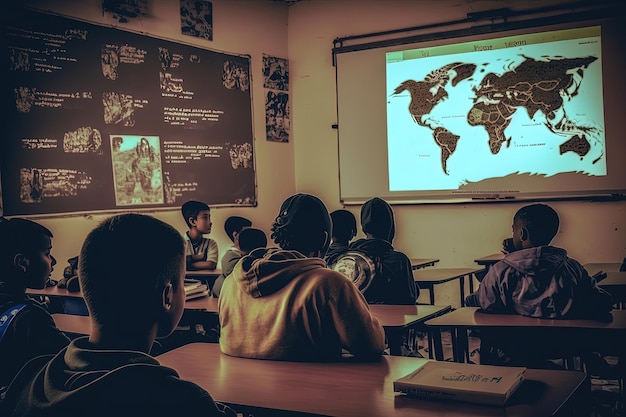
[386, 28, 606, 192]
[393, 56, 600, 175]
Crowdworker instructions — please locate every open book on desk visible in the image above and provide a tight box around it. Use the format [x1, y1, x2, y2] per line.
[394, 361, 526, 406]
[184, 279, 209, 301]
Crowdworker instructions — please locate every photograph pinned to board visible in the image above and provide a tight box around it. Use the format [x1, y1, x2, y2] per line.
[263, 54, 290, 143]
[110, 135, 164, 206]
[180, 0, 213, 41]
[102, 0, 149, 23]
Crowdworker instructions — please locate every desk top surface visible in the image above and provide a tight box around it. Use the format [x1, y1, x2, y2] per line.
[157, 342, 586, 417]
[410, 258, 439, 269]
[598, 271, 626, 286]
[425, 307, 626, 329]
[368, 304, 451, 328]
[52, 313, 91, 335]
[413, 267, 484, 283]
[185, 269, 222, 277]
[584, 262, 622, 276]
[474, 253, 504, 265]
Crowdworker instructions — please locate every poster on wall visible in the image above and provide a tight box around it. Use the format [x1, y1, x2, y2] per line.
[180, 0, 213, 41]
[0, 6, 255, 217]
[263, 54, 290, 142]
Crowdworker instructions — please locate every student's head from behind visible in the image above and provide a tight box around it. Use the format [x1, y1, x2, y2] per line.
[224, 215, 252, 245]
[239, 227, 267, 254]
[0, 218, 55, 292]
[360, 197, 395, 243]
[181, 200, 212, 234]
[330, 209, 357, 245]
[271, 193, 331, 258]
[512, 204, 560, 249]
[79, 214, 185, 339]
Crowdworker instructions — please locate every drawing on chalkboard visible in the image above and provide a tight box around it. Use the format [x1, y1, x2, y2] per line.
[101, 46, 120, 80]
[110, 135, 164, 206]
[103, 92, 135, 127]
[14, 87, 35, 113]
[63, 127, 103, 154]
[20, 168, 44, 203]
[180, 0, 213, 41]
[228, 142, 253, 169]
[223, 60, 249, 92]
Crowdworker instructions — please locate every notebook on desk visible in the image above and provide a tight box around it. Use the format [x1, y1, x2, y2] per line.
[394, 361, 526, 406]
[184, 279, 209, 301]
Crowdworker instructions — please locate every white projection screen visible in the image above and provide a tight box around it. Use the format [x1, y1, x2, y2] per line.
[335, 12, 626, 204]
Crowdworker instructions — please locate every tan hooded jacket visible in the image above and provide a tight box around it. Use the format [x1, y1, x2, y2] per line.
[218, 248, 386, 361]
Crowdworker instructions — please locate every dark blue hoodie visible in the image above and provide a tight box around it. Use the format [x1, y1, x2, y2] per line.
[348, 198, 419, 305]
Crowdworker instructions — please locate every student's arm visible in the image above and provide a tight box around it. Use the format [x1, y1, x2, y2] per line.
[329, 278, 386, 360]
[187, 239, 218, 270]
[464, 264, 507, 311]
[577, 264, 614, 317]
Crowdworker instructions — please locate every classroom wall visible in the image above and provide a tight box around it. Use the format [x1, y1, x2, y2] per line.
[8, 0, 297, 270]
[287, 0, 626, 306]
[5, 0, 625, 309]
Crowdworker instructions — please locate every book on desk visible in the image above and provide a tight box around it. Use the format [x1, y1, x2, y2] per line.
[394, 361, 526, 406]
[184, 279, 209, 301]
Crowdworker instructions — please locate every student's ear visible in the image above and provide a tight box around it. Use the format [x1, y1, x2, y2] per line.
[188, 216, 196, 227]
[13, 254, 29, 273]
[161, 282, 173, 312]
[520, 226, 530, 243]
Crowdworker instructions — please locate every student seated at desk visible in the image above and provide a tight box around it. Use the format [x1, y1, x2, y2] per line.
[182, 200, 219, 271]
[213, 227, 267, 298]
[0, 218, 70, 398]
[324, 209, 357, 265]
[218, 193, 385, 361]
[465, 204, 614, 367]
[212, 216, 251, 297]
[2, 214, 234, 417]
[336, 197, 419, 305]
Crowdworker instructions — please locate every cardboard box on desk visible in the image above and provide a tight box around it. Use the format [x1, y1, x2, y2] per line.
[394, 361, 526, 406]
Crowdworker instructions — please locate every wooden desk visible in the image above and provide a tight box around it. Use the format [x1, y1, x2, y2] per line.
[599, 271, 626, 309]
[184, 294, 219, 312]
[474, 253, 504, 268]
[584, 262, 622, 276]
[425, 307, 626, 363]
[52, 313, 91, 335]
[410, 258, 439, 270]
[186, 269, 222, 292]
[413, 267, 484, 307]
[369, 304, 451, 356]
[157, 343, 587, 417]
[27, 286, 83, 298]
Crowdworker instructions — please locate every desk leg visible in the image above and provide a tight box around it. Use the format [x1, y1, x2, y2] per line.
[459, 276, 466, 307]
[451, 327, 470, 363]
[386, 329, 402, 356]
[468, 273, 475, 294]
[431, 328, 444, 361]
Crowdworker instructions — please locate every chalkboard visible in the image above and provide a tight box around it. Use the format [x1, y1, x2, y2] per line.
[1, 7, 256, 217]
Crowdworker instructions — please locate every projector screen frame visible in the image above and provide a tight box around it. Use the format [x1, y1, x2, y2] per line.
[333, 3, 626, 206]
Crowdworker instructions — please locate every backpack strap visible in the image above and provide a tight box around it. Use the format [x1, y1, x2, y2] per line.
[0, 303, 27, 344]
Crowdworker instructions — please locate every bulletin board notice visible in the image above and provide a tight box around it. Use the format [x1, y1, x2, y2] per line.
[0, 7, 256, 217]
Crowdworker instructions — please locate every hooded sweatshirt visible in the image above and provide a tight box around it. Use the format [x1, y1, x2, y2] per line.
[347, 197, 418, 305]
[465, 246, 614, 319]
[218, 248, 386, 361]
[3, 337, 230, 417]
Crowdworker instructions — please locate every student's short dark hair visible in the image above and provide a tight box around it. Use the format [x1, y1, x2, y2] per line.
[79, 214, 185, 328]
[330, 209, 357, 243]
[0, 218, 53, 280]
[239, 228, 267, 253]
[514, 204, 560, 246]
[224, 216, 252, 241]
[181, 200, 210, 227]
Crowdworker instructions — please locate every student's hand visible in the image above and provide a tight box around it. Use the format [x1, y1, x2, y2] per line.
[192, 251, 205, 261]
[501, 238, 515, 254]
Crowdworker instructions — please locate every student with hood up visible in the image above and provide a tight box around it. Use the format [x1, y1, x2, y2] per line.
[218, 193, 386, 361]
[348, 197, 419, 305]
